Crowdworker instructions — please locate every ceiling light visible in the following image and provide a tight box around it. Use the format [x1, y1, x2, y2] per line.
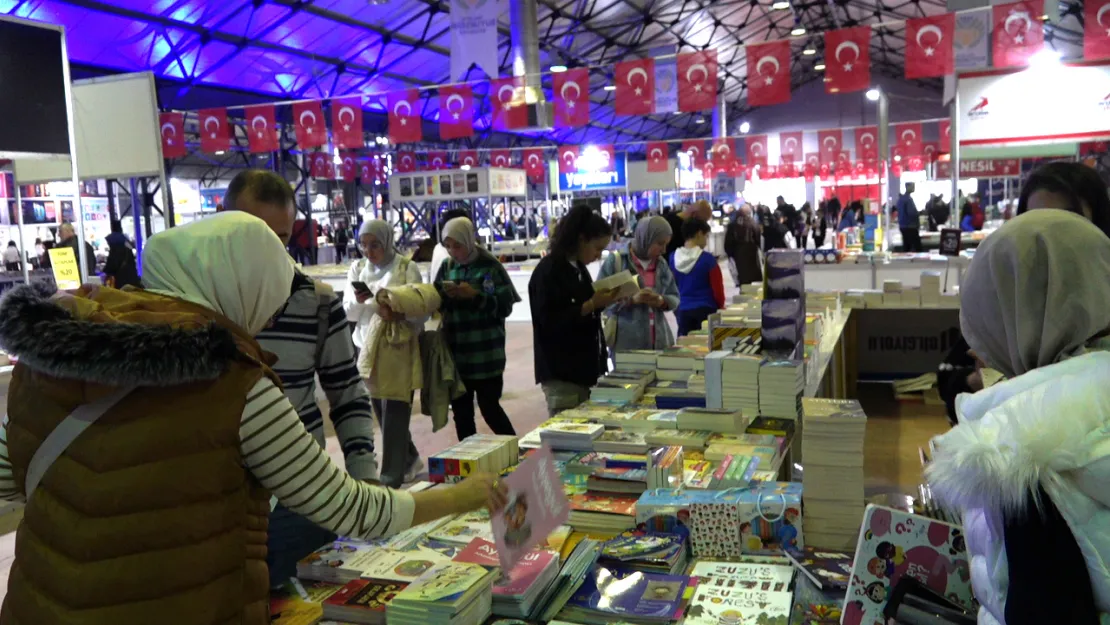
[461, 165, 471, 171]
[802, 48, 816, 56]
[771, 1, 790, 9]
[696, 117, 706, 124]
[894, 155, 902, 162]
[790, 26, 806, 36]
[604, 85, 617, 91]
[550, 65, 568, 73]
[865, 88, 880, 101]
[739, 121, 751, 133]
[814, 63, 826, 71]
[215, 150, 225, 155]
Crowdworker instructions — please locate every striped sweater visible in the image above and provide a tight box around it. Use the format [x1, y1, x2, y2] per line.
[434, 252, 520, 380]
[256, 271, 378, 480]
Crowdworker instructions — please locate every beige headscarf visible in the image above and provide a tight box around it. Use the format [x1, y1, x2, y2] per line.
[442, 216, 480, 264]
[960, 209, 1110, 378]
[142, 212, 294, 336]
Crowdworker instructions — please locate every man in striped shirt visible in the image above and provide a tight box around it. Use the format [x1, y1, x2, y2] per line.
[225, 170, 378, 583]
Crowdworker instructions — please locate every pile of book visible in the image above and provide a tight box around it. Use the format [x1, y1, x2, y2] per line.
[719, 353, 763, 415]
[532, 537, 603, 622]
[428, 434, 519, 484]
[386, 561, 496, 625]
[613, 349, 660, 371]
[683, 560, 795, 625]
[762, 250, 806, 360]
[590, 377, 646, 404]
[675, 407, 746, 433]
[567, 493, 639, 533]
[428, 509, 493, 545]
[801, 398, 868, 549]
[539, 422, 606, 451]
[592, 430, 649, 453]
[758, 359, 804, 420]
[598, 531, 689, 575]
[557, 564, 691, 624]
[321, 578, 408, 624]
[452, 538, 561, 619]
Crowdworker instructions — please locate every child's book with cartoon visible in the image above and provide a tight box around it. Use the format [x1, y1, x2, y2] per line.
[490, 445, 571, 573]
[841, 504, 973, 625]
[427, 508, 493, 545]
[561, 565, 691, 622]
[684, 585, 794, 625]
[357, 547, 455, 584]
[784, 547, 853, 591]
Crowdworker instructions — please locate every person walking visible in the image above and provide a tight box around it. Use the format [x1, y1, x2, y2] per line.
[225, 170, 380, 583]
[596, 216, 680, 352]
[662, 200, 712, 256]
[102, 220, 141, 288]
[335, 224, 349, 264]
[0, 212, 506, 625]
[435, 217, 521, 440]
[670, 218, 725, 336]
[344, 219, 426, 488]
[725, 204, 763, 287]
[897, 181, 922, 252]
[529, 206, 619, 416]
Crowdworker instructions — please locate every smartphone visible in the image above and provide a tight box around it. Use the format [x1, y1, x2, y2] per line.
[351, 281, 371, 294]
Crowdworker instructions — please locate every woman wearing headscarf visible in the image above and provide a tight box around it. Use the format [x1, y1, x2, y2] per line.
[596, 215, 680, 352]
[926, 210, 1110, 625]
[0, 212, 505, 625]
[434, 217, 521, 441]
[344, 219, 426, 487]
[1015, 161, 1110, 235]
[724, 204, 763, 287]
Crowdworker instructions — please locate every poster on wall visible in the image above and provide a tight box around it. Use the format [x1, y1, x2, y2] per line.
[855, 309, 962, 378]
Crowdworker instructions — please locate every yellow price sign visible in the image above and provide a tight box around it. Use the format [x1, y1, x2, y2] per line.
[48, 247, 82, 291]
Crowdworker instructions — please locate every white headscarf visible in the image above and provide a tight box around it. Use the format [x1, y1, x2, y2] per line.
[142, 212, 294, 336]
[358, 219, 396, 268]
[442, 217, 480, 264]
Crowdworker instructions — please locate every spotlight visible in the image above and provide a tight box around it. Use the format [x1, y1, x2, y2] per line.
[865, 88, 880, 101]
[739, 121, 751, 133]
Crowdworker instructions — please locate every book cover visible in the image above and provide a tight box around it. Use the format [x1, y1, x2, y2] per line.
[566, 566, 689, 620]
[392, 561, 493, 608]
[684, 586, 794, 625]
[453, 537, 501, 568]
[428, 509, 493, 545]
[841, 505, 973, 625]
[784, 547, 853, 591]
[801, 397, 866, 421]
[358, 547, 455, 583]
[602, 532, 685, 563]
[269, 595, 323, 625]
[569, 493, 638, 515]
[690, 561, 795, 589]
[493, 549, 559, 597]
[491, 445, 571, 572]
[323, 578, 408, 614]
[296, 540, 380, 582]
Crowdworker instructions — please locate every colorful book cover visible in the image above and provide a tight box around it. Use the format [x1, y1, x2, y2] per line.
[296, 540, 380, 582]
[358, 547, 455, 583]
[269, 595, 323, 625]
[428, 509, 493, 545]
[569, 493, 638, 515]
[392, 561, 492, 606]
[800, 397, 867, 420]
[452, 537, 501, 568]
[784, 547, 853, 591]
[567, 565, 690, 620]
[492, 549, 559, 597]
[491, 445, 571, 572]
[684, 586, 794, 625]
[323, 578, 407, 614]
[602, 532, 685, 563]
[690, 561, 795, 590]
[841, 505, 973, 625]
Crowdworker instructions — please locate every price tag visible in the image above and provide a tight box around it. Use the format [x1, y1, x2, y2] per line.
[48, 247, 81, 291]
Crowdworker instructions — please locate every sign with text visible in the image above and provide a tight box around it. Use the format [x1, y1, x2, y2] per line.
[558, 152, 628, 192]
[935, 158, 1020, 179]
[855, 308, 962, 379]
[48, 246, 81, 290]
[938, 229, 962, 256]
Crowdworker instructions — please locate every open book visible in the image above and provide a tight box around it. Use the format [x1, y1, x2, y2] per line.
[593, 270, 640, 300]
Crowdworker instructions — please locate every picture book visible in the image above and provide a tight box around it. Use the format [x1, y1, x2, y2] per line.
[321, 578, 408, 623]
[841, 505, 974, 625]
[389, 561, 495, 612]
[784, 547, 853, 591]
[690, 561, 795, 591]
[358, 547, 455, 583]
[602, 532, 685, 563]
[563, 565, 690, 621]
[684, 585, 794, 625]
[569, 493, 638, 516]
[492, 549, 560, 597]
[491, 445, 571, 572]
[453, 537, 501, 568]
[428, 509, 493, 545]
[296, 539, 381, 583]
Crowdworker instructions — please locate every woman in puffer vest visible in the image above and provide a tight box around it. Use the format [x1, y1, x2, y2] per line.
[0, 212, 504, 625]
[926, 210, 1110, 625]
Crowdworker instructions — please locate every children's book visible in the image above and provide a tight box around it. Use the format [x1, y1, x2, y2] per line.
[492, 549, 560, 597]
[684, 585, 794, 625]
[841, 504, 974, 625]
[491, 444, 571, 573]
[784, 547, 853, 591]
[562, 565, 690, 621]
[322, 578, 408, 624]
[689, 560, 795, 591]
[389, 561, 496, 614]
[452, 537, 501, 568]
[427, 509, 493, 545]
[296, 539, 382, 583]
[358, 547, 455, 584]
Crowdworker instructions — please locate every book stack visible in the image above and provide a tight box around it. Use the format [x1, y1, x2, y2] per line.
[614, 350, 661, 371]
[490, 549, 561, 618]
[558, 565, 691, 624]
[618, 409, 679, 432]
[532, 538, 603, 622]
[801, 398, 868, 549]
[758, 360, 804, 420]
[428, 434, 519, 483]
[920, 270, 942, 307]
[386, 562, 496, 625]
[705, 453, 761, 489]
[656, 345, 708, 375]
[720, 353, 764, 416]
[357, 542, 459, 584]
[586, 465, 651, 495]
[882, 278, 902, 307]
[567, 493, 639, 533]
[784, 546, 853, 592]
[590, 378, 645, 404]
[538, 422, 606, 451]
[599, 531, 688, 575]
[763, 250, 806, 360]
[428, 509, 493, 545]
[643, 428, 712, 450]
[592, 430, 649, 453]
[321, 579, 408, 624]
[676, 407, 746, 433]
[296, 539, 383, 583]
[605, 368, 656, 387]
[683, 561, 795, 625]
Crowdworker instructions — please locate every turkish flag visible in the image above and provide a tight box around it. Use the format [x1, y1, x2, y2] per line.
[244, 105, 279, 153]
[818, 129, 842, 164]
[711, 139, 735, 167]
[894, 122, 923, 156]
[523, 148, 545, 182]
[905, 14, 954, 79]
[310, 152, 333, 179]
[554, 68, 590, 128]
[804, 152, 820, 169]
[836, 151, 852, 170]
[906, 155, 926, 172]
[490, 77, 527, 130]
[803, 161, 816, 182]
[614, 58, 655, 116]
[358, 158, 376, 183]
[702, 161, 717, 181]
[490, 149, 512, 168]
[395, 150, 417, 173]
[677, 50, 718, 112]
[993, 1, 1044, 68]
[159, 112, 186, 158]
[1085, 1, 1110, 60]
[198, 108, 229, 154]
[387, 90, 422, 144]
[293, 101, 327, 148]
[923, 142, 940, 162]
[331, 98, 363, 149]
[428, 151, 449, 170]
[682, 140, 706, 167]
[340, 151, 358, 183]
[557, 145, 579, 174]
[646, 142, 669, 172]
[439, 84, 474, 140]
[745, 135, 769, 166]
[746, 41, 791, 106]
[779, 131, 803, 162]
[594, 145, 617, 172]
[854, 126, 879, 161]
[939, 120, 951, 148]
[458, 150, 480, 168]
[825, 27, 871, 93]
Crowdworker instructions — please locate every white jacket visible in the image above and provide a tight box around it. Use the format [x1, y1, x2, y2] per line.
[926, 351, 1110, 625]
[343, 255, 424, 349]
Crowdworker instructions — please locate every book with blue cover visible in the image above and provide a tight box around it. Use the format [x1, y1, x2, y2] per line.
[559, 565, 691, 623]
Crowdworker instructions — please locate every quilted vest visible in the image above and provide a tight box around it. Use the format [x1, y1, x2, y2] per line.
[0, 287, 280, 625]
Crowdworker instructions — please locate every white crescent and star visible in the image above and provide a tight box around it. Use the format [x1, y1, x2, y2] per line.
[685, 63, 708, 83]
[784, 137, 798, 152]
[561, 149, 576, 164]
[835, 40, 860, 71]
[750, 142, 764, 156]
[392, 100, 412, 117]
[823, 136, 838, 149]
[560, 81, 581, 103]
[756, 55, 780, 77]
[1098, 3, 1110, 29]
[527, 154, 540, 166]
[446, 94, 465, 121]
[717, 144, 731, 158]
[1004, 10, 1032, 43]
[901, 129, 917, 142]
[498, 84, 516, 103]
[650, 147, 663, 161]
[160, 122, 176, 137]
[204, 115, 220, 138]
[338, 106, 356, 125]
[626, 67, 649, 86]
[300, 110, 317, 130]
[859, 132, 875, 146]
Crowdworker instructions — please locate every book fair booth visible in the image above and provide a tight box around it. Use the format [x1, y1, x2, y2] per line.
[3, 1, 1110, 624]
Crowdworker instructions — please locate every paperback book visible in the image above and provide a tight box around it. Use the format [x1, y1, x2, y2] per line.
[321, 578, 408, 624]
[560, 565, 691, 623]
[491, 445, 571, 572]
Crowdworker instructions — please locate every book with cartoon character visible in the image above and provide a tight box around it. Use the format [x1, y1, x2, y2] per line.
[428, 509, 493, 545]
[784, 547, 853, 591]
[491, 445, 570, 573]
[684, 585, 794, 625]
[841, 504, 973, 625]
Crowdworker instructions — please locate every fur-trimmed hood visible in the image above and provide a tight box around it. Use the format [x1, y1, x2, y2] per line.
[0, 283, 247, 386]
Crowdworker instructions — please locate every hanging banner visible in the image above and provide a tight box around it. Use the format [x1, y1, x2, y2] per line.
[450, 0, 499, 80]
[936, 158, 1020, 178]
[953, 7, 991, 70]
[653, 55, 679, 114]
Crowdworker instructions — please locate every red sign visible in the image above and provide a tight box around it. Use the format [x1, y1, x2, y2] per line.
[331, 98, 363, 149]
[825, 27, 872, 93]
[745, 41, 792, 106]
[293, 100, 327, 148]
[936, 158, 1021, 178]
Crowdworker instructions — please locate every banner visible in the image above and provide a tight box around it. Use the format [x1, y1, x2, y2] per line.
[450, 0, 499, 80]
[159, 112, 186, 159]
[992, 1, 1044, 69]
[439, 85, 475, 140]
[953, 8, 990, 70]
[646, 141, 669, 173]
[331, 98, 363, 149]
[198, 108, 229, 154]
[653, 55, 679, 114]
[614, 58, 656, 116]
[905, 14, 954, 79]
[553, 68, 590, 128]
[244, 104, 278, 153]
[1086, 1, 1110, 60]
[825, 27, 871, 93]
[293, 100, 327, 148]
[746, 41, 791, 106]
[936, 158, 1021, 178]
[677, 50, 718, 112]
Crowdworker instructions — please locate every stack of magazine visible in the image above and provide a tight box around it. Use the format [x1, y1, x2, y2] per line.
[385, 561, 496, 625]
[598, 531, 689, 575]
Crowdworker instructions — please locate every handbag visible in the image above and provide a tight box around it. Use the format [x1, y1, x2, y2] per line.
[602, 252, 622, 348]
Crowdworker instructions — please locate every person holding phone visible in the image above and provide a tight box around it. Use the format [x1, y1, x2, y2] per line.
[434, 217, 521, 440]
[344, 220, 426, 487]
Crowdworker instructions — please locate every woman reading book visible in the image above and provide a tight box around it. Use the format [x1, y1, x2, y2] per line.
[0, 212, 506, 625]
[529, 206, 619, 416]
[595, 215, 681, 354]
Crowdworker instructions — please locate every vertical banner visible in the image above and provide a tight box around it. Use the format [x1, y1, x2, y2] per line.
[557, 145, 579, 174]
[677, 50, 719, 112]
[244, 104, 279, 153]
[450, 0, 499, 80]
[905, 14, 955, 79]
[654, 55, 679, 114]
[646, 142, 669, 173]
[745, 41, 792, 106]
[553, 68, 590, 128]
[1085, 1, 1110, 60]
[954, 7, 991, 70]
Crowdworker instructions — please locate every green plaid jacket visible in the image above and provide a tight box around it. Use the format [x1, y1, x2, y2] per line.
[434, 251, 521, 380]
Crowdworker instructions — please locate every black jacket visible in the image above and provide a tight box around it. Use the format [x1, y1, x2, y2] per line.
[663, 211, 686, 257]
[103, 233, 141, 288]
[529, 254, 607, 387]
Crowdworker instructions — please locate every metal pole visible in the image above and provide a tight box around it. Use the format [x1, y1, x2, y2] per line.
[130, 178, 144, 276]
[876, 90, 890, 249]
[58, 32, 88, 284]
[949, 90, 961, 228]
[13, 175, 28, 284]
[160, 169, 174, 228]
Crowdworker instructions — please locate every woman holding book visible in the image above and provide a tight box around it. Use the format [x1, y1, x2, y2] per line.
[0, 212, 506, 625]
[596, 215, 680, 354]
[529, 206, 620, 416]
[926, 210, 1110, 625]
[434, 216, 521, 440]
